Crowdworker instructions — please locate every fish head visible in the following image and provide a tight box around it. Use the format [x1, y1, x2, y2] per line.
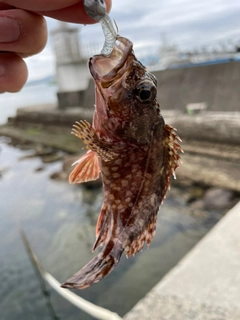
[89, 37, 160, 143]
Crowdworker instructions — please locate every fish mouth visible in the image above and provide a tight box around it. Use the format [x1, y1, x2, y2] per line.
[89, 36, 133, 87]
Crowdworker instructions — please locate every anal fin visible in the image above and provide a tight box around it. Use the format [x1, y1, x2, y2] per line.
[92, 204, 109, 252]
[69, 150, 100, 184]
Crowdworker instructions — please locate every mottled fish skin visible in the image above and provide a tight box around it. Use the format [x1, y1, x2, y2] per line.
[61, 36, 182, 290]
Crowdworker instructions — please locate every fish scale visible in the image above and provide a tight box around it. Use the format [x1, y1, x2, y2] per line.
[61, 3, 182, 290]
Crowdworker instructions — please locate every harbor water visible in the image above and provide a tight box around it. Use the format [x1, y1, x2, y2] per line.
[0, 84, 225, 319]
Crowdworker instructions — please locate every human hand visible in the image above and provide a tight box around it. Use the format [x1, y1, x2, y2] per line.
[0, 0, 112, 93]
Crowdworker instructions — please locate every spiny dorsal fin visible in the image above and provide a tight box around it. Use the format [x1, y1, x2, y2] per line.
[69, 150, 100, 184]
[164, 124, 183, 180]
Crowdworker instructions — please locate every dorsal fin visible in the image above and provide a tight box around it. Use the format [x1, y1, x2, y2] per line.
[69, 150, 100, 184]
[125, 214, 157, 258]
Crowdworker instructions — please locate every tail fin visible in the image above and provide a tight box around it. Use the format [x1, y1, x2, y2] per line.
[61, 243, 123, 289]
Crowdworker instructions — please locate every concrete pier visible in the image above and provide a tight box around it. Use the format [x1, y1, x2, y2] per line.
[51, 22, 89, 109]
[124, 201, 240, 320]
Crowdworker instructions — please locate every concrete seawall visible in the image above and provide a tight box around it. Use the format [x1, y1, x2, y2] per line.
[153, 61, 240, 112]
[81, 61, 240, 113]
[124, 201, 240, 320]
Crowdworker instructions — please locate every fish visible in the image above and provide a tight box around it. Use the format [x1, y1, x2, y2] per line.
[61, 36, 182, 289]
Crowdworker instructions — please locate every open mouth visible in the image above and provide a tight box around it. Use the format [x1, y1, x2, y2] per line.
[89, 37, 133, 84]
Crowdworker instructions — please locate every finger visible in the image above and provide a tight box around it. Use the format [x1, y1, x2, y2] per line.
[39, 0, 112, 24]
[1, 0, 79, 11]
[0, 53, 28, 93]
[1, 0, 112, 24]
[0, 9, 47, 58]
[0, 3, 13, 10]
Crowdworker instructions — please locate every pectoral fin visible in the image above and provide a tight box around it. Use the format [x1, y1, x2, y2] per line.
[69, 150, 100, 184]
[72, 120, 118, 162]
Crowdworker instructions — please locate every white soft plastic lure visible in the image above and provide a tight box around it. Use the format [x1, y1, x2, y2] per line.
[83, 0, 117, 55]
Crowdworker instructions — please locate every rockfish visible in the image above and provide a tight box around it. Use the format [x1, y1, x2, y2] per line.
[61, 36, 182, 289]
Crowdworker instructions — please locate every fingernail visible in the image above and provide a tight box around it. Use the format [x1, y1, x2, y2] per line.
[0, 64, 5, 77]
[0, 16, 21, 43]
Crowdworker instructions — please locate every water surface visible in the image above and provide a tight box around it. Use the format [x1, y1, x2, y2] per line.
[0, 138, 222, 320]
[0, 84, 57, 125]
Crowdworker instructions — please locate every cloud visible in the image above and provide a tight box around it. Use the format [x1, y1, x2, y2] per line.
[24, 0, 240, 81]
[25, 43, 55, 81]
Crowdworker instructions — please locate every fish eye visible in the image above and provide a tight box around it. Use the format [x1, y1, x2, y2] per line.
[134, 81, 157, 104]
[139, 88, 151, 101]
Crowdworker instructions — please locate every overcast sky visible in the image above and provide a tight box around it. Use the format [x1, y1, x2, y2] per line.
[26, 0, 240, 81]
